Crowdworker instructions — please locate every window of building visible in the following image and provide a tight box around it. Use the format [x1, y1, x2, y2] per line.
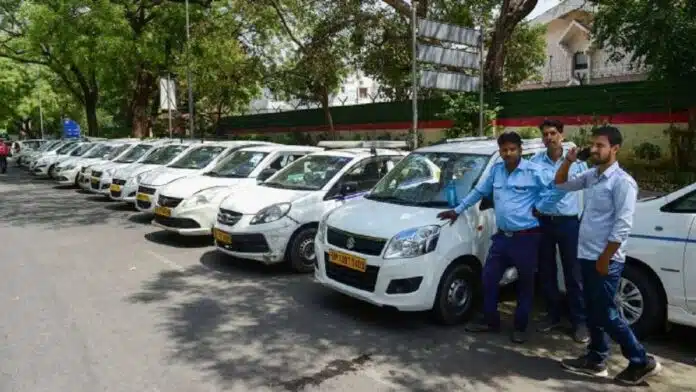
[573, 52, 589, 71]
[358, 87, 368, 99]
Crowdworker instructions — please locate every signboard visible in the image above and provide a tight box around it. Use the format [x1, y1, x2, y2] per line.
[62, 119, 81, 138]
[417, 44, 480, 70]
[159, 77, 177, 111]
[418, 18, 481, 47]
[419, 70, 480, 92]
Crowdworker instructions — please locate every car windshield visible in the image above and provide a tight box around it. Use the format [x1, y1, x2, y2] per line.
[41, 141, 61, 151]
[262, 154, 353, 191]
[83, 145, 112, 158]
[141, 144, 188, 164]
[366, 152, 490, 207]
[69, 143, 94, 156]
[106, 144, 131, 160]
[24, 141, 43, 150]
[114, 144, 152, 163]
[205, 150, 269, 178]
[56, 142, 78, 154]
[168, 145, 226, 169]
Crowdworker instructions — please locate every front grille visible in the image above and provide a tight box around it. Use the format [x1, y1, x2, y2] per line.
[113, 178, 126, 185]
[217, 234, 270, 253]
[91, 181, 100, 190]
[153, 215, 201, 229]
[136, 199, 152, 209]
[111, 190, 122, 198]
[217, 208, 243, 226]
[325, 253, 380, 292]
[92, 170, 103, 178]
[158, 195, 183, 208]
[326, 227, 387, 256]
[138, 185, 156, 195]
[81, 167, 87, 173]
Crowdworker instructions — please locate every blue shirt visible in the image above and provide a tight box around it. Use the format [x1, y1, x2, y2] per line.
[454, 159, 561, 232]
[529, 149, 587, 216]
[556, 162, 638, 263]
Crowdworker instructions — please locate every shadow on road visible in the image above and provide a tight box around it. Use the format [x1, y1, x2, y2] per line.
[144, 231, 214, 248]
[126, 250, 696, 392]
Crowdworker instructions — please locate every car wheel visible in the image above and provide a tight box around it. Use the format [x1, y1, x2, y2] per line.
[432, 263, 480, 325]
[287, 227, 318, 273]
[48, 164, 56, 178]
[618, 264, 664, 339]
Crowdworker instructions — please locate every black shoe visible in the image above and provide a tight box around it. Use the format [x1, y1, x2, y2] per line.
[465, 320, 500, 333]
[536, 317, 561, 333]
[614, 356, 662, 385]
[572, 325, 589, 343]
[511, 329, 528, 344]
[560, 355, 609, 377]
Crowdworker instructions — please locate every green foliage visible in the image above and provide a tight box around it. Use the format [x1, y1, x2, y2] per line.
[663, 124, 694, 170]
[633, 142, 662, 161]
[437, 93, 501, 139]
[516, 126, 541, 139]
[503, 23, 546, 89]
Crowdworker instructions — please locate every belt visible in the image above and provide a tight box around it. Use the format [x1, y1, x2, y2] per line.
[538, 214, 578, 222]
[497, 227, 542, 237]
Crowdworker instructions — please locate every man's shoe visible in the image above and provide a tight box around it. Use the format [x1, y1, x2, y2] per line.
[560, 355, 609, 377]
[572, 325, 590, 343]
[614, 356, 662, 385]
[465, 320, 500, 333]
[511, 330, 528, 344]
[536, 317, 561, 333]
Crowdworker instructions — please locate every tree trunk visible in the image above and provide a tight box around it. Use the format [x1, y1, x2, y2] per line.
[130, 67, 157, 138]
[321, 88, 335, 137]
[685, 106, 696, 169]
[85, 93, 99, 137]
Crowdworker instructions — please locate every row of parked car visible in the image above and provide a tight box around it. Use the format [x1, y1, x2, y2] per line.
[15, 136, 696, 338]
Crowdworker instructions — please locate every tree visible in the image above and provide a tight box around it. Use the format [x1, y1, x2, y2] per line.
[590, 0, 696, 168]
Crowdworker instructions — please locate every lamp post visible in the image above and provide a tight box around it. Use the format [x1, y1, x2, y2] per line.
[185, 0, 195, 139]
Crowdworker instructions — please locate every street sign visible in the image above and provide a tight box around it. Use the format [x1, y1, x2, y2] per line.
[62, 119, 81, 138]
[419, 70, 480, 92]
[159, 77, 177, 112]
[418, 18, 481, 47]
[417, 44, 480, 70]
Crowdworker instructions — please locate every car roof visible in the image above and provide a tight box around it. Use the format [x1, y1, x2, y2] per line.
[415, 137, 573, 155]
[307, 148, 407, 158]
[239, 145, 325, 153]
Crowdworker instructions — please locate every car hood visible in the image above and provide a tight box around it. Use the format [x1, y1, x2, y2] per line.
[113, 163, 161, 181]
[220, 185, 315, 214]
[326, 198, 442, 239]
[139, 167, 200, 186]
[159, 175, 254, 199]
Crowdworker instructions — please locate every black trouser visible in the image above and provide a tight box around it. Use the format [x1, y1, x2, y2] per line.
[0, 156, 7, 173]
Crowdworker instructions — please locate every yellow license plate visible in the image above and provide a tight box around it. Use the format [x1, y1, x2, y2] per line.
[213, 228, 232, 244]
[91, 178, 99, 184]
[328, 250, 367, 272]
[110, 184, 121, 192]
[154, 206, 171, 217]
[136, 193, 150, 202]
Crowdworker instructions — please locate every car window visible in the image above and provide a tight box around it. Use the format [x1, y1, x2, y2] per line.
[334, 156, 396, 195]
[261, 154, 353, 191]
[664, 191, 696, 213]
[168, 145, 226, 169]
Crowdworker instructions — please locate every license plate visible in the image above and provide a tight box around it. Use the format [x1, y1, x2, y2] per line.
[154, 206, 171, 217]
[91, 178, 99, 185]
[328, 250, 367, 272]
[136, 193, 150, 202]
[213, 228, 232, 244]
[110, 184, 121, 192]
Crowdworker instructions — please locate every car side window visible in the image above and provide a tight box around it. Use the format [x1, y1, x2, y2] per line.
[662, 191, 696, 213]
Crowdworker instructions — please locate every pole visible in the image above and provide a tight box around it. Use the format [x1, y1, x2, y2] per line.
[167, 73, 173, 139]
[39, 100, 44, 139]
[478, 22, 485, 137]
[185, 0, 194, 139]
[411, 1, 418, 149]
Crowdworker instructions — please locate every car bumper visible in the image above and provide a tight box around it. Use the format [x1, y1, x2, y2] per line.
[313, 238, 441, 312]
[213, 216, 298, 264]
[32, 166, 49, 176]
[108, 182, 137, 202]
[55, 168, 79, 184]
[150, 203, 215, 236]
[134, 188, 159, 213]
[78, 173, 91, 189]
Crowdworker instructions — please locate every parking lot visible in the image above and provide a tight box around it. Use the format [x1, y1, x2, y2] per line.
[1, 167, 695, 392]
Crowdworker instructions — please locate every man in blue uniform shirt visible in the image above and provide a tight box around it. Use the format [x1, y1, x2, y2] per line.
[437, 132, 561, 343]
[556, 126, 661, 385]
[530, 119, 588, 343]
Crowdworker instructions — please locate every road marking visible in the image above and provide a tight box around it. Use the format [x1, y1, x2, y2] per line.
[146, 250, 185, 271]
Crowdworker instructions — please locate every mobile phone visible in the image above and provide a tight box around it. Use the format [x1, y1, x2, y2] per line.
[576, 147, 591, 161]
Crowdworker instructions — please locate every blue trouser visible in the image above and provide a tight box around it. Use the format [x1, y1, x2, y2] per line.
[580, 258, 648, 365]
[538, 216, 586, 327]
[482, 231, 542, 331]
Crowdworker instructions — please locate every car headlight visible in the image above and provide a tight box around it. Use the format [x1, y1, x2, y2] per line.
[63, 164, 76, 170]
[317, 209, 336, 243]
[383, 225, 441, 259]
[250, 203, 291, 225]
[179, 187, 229, 208]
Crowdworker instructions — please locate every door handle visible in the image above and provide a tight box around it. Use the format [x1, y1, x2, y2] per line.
[654, 226, 663, 231]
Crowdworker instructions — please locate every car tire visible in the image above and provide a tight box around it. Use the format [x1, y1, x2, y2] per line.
[431, 262, 480, 325]
[287, 227, 318, 273]
[619, 264, 664, 339]
[48, 164, 56, 178]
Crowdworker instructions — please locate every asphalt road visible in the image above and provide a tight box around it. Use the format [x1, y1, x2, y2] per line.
[1, 166, 695, 392]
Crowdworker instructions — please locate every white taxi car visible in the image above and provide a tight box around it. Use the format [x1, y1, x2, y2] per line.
[88, 139, 174, 195]
[78, 140, 141, 191]
[109, 141, 199, 203]
[24, 140, 64, 169]
[213, 141, 408, 273]
[134, 141, 275, 213]
[31, 140, 81, 177]
[55, 142, 114, 186]
[151, 144, 323, 236]
[48, 142, 100, 179]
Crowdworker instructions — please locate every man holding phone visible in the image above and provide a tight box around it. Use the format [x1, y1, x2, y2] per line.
[530, 120, 589, 343]
[554, 126, 661, 385]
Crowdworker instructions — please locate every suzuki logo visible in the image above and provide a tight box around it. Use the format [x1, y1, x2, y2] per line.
[346, 237, 355, 250]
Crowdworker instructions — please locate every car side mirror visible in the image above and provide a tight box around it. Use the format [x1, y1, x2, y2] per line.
[480, 197, 494, 211]
[339, 181, 359, 196]
[257, 168, 277, 182]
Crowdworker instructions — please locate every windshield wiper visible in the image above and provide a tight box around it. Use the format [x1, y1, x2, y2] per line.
[364, 194, 416, 205]
[414, 200, 449, 208]
[204, 171, 220, 177]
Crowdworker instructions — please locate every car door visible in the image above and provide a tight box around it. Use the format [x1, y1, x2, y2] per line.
[686, 222, 696, 313]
